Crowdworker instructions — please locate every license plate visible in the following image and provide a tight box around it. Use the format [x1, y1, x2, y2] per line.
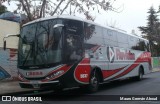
[32, 84, 40, 88]
[31, 80, 39, 84]
[31, 81, 40, 88]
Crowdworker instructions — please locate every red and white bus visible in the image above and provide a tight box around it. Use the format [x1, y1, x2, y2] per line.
[14, 15, 151, 92]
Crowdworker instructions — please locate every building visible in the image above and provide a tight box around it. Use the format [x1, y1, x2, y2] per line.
[0, 19, 20, 80]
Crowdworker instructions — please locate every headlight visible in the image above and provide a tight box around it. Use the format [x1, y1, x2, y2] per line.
[18, 72, 26, 81]
[46, 70, 64, 80]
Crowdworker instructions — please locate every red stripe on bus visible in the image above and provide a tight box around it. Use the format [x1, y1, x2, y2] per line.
[114, 64, 138, 79]
[113, 52, 151, 79]
[41, 64, 72, 82]
[74, 58, 91, 83]
[102, 66, 127, 79]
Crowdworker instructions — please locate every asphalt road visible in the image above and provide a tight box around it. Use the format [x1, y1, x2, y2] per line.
[1, 72, 160, 104]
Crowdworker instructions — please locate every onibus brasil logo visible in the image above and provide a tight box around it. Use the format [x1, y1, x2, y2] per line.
[2, 96, 42, 101]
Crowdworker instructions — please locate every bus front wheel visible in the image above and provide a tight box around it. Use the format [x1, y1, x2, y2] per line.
[87, 70, 99, 93]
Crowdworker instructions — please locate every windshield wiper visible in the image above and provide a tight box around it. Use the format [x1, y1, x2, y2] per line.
[22, 42, 34, 66]
[35, 44, 48, 66]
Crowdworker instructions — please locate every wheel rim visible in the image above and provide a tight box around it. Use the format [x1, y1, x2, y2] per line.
[140, 72, 143, 79]
[91, 76, 98, 88]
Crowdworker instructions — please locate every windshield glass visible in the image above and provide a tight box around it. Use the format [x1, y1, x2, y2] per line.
[18, 19, 63, 68]
[18, 18, 83, 69]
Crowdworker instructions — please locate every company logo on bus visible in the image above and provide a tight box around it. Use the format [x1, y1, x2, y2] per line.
[107, 47, 135, 63]
[116, 49, 135, 60]
[26, 71, 43, 76]
[107, 47, 115, 63]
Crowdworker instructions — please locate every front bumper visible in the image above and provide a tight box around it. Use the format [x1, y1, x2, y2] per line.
[19, 80, 60, 89]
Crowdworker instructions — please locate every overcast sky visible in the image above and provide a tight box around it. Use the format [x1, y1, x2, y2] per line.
[94, 0, 160, 35]
[4, 0, 160, 35]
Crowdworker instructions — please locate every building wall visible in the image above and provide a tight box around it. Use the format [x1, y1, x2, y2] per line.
[152, 57, 160, 68]
[0, 19, 19, 80]
[0, 19, 19, 49]
[0, 48, 17, 80]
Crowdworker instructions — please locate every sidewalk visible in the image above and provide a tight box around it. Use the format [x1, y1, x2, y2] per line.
[151, 68, 160, 72]
[0, 79, 34, 95]
[0, 68, 160, 95]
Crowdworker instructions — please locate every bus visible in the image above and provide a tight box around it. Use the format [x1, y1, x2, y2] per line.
[5, 15, 151, 92]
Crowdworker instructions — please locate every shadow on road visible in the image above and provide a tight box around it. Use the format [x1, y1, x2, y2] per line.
[99, 77, 150, 92]
[1, 77, 152, 101]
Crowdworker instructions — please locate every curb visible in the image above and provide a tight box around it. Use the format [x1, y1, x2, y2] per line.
[151, 68, 160, 73]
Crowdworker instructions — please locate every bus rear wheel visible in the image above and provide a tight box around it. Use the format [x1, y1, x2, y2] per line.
[135, 67, 143, 81]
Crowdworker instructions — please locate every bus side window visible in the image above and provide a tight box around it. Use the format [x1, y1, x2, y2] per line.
[84, 23, 103, 46]
[117, 33, 128, 48]
[107, 30, 118, 47]
[129, 36, 139, 50]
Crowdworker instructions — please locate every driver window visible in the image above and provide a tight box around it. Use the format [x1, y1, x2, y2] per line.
[66, 34, 82, 61]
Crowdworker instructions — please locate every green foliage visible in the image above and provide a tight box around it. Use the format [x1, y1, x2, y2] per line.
[138, 6, 160, 57]
[1, 0, 118, 23]
[0, 5, 7, 15]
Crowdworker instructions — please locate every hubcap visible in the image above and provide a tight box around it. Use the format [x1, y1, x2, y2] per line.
[140, 73, 143, 79]
[91, 76, 98, 87]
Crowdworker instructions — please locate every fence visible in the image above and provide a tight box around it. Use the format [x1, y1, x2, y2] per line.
[152, 57, 160, 68]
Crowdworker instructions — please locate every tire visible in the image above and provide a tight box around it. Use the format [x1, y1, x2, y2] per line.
[136, 67, 143, 81]
[53, 86, 64, 93]
[87, 70, 99, 93]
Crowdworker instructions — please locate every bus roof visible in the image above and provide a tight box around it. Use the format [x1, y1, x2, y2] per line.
[23, 15, 148, 42]
[23, 15, 84, 26]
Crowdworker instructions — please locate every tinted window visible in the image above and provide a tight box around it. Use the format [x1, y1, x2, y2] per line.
[129, 36, 137, 49]
[136, 39, 149, 51]
[117, 33, 128, 48]
[103, 28, 117, 46]
[84, 23, 104, 46]
[64, 19, 83, 36]
[145, 41, 150, 52]
[129, 36, 149, 51]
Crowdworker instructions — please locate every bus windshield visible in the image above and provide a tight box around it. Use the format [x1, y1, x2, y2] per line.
[18, 19, 83, 69]
[18, 19, 63, 68]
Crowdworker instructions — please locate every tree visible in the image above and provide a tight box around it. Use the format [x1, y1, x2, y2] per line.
[1, 0, 118, 22]
[138, 6, 160, 56]
[0, 5, 7, 15]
